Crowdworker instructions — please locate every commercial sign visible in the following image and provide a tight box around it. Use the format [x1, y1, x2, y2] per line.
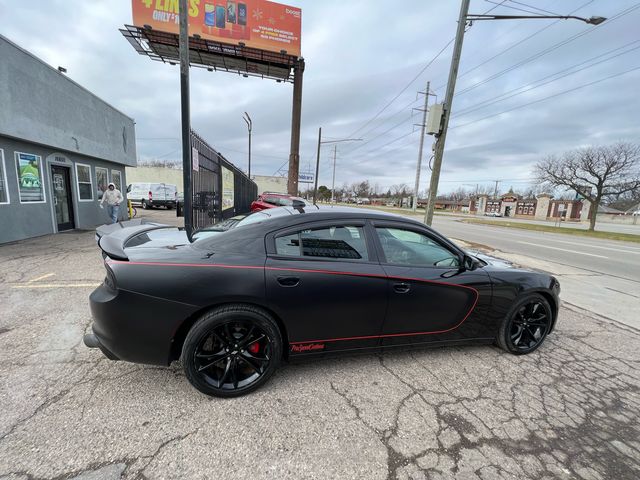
[132, 0, 302, 57]
[15, 152, 45, 203]
[298, 172, 314, 184]
[221, 165, 235, 210]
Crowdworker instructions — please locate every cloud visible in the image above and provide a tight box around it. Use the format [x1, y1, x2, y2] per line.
[2, 0, 639, 195]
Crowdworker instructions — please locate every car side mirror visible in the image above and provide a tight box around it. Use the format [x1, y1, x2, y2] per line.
[463, 254, 480, 271]
[292, 200, 305, 211]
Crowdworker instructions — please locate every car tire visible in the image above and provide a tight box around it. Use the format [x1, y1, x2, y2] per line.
[182, 304, 282, 397]
[496, 293, 552, 355]
[141, 200, 149, 210]
[166, 204, 173, 210]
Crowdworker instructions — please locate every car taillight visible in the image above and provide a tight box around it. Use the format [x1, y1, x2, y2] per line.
[148, 191, 153, 200]
[104, 264, 117, 291]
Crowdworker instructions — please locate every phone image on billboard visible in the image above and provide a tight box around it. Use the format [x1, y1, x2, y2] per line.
[227, 1, 237, 24]
[204, 2, 216, 27]
[238, 3, 247, 26]
[215, 5, 226, 28]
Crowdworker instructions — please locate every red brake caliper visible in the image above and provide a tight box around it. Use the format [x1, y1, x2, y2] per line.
[248, 341, 260, 354]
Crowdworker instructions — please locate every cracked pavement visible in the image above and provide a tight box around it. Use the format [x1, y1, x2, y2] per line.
[1, 214, 639, 479]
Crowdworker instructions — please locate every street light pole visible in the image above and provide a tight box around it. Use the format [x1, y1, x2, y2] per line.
[243, 112, 252, 179]
[423, 2, 605, 227]
[313, 127, 321, 205]
[424, 0, 469, 226]
[331, 144, 337, 203]
[412, 81, 430, 212]
[313, 131, 362, 205]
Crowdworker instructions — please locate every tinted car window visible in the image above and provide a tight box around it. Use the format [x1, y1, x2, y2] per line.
[376, 227, 459, 267]
[275, 225, 368, 260]
[263, 196, 279, 206]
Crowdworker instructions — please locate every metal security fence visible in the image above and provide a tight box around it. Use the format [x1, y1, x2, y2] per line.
[187, 130, 257, 232]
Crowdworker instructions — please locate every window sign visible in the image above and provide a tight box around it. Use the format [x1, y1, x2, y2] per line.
[15, 152, 45, 203]
[111, 170, 122, 191]
[96, 167, 109, 199]
[0, 149, 9, 204]
[75, 163, 93, 201]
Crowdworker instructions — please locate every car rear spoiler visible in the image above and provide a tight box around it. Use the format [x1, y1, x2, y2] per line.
[98, 223, 171, 261]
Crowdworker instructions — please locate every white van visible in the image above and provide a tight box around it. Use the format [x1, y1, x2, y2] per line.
[127, 183, 178, 210]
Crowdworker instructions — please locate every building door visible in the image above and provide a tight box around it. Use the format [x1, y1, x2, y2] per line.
[505, 206, 511, 217]
[50, 165, 75, 231]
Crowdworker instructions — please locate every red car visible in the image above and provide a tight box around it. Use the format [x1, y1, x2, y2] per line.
[250, 192, 308, 212]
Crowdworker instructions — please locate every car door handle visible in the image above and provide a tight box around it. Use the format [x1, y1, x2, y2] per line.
[393, 282, 411, 294]
[277, 276, 300, 287]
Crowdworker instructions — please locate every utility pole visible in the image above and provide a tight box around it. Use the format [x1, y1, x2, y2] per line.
[493, 180, 500, 199]
[178, 0, 192, 239]
[412, 81, 430, 212]
[243, 112, 252, 179]
[313, 127, 321, 205]
[424, 0, 470, 226]
[331, 144, 337, 203]
[422, 2, 604, 227]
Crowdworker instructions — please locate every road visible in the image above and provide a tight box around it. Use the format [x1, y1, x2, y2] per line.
[432, 215, 640, 283]
[1, 220, 639, 479]
[425, 214, 640, 330]
[436, 211, 640, 235]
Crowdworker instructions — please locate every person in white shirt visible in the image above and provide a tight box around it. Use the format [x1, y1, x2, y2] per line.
[100, 182, 123, 224]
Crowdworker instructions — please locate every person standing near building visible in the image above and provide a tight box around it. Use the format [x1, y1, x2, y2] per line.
[100, 182, 123, 224]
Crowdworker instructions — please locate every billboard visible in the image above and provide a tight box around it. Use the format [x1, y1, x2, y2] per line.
[132, 0, 301, 57]
[221, 165, 235, 210]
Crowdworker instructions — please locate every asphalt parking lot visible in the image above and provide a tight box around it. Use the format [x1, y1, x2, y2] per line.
[1, 211, 639, 479]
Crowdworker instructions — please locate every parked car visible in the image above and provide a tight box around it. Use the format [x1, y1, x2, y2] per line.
[85, 206, 560, 397]
[95, 208, 290, 244]
[484, 211, 503, 217]
[250, 192, 307, 212]
[127, 183, 178, 210]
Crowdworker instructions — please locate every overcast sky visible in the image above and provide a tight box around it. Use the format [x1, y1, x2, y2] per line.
[2, 0, 639, 195]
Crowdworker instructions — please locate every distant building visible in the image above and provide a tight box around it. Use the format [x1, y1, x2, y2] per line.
[470, 189, 594, 221]
[0, 35, 136, 243]
[125, 166, 183, 193]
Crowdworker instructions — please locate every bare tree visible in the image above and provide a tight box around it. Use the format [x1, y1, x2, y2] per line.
[535, 142, 640, 230]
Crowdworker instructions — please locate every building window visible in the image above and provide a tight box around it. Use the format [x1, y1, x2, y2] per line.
[96, 167, 109, 200]
[75, 163, 93, 201]
[0, 149, 9, 204]
[111, 170, 122, 191]
[15, 152, 46, 203]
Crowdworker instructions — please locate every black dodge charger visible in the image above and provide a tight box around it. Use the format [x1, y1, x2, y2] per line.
[85, 206, 560, 397]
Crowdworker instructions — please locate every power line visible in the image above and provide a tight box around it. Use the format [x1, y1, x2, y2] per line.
[345, 38, 454, 139]
[453, 41, 640, 118]
[343, 1, 509, 141]
[504, 0, 562, 16]
[453, 2, 640, 98]
[435, 0, 595, 89]
[450, 65, 640, 130]
[485, 0, 561, 17]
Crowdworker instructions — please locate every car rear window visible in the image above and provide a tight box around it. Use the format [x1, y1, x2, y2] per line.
[275, 225, 368, 260]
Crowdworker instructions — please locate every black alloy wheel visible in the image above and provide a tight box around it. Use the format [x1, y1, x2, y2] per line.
[497, 294, 552, 355]
[182, 305, 282, 397]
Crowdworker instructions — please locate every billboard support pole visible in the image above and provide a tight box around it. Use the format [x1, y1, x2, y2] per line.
[287, 58, 305, 196]
[179, 0, 193, 240]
